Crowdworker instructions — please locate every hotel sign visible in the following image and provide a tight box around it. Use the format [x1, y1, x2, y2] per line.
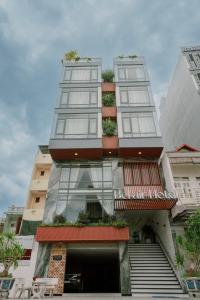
[114, 189, 177, 200]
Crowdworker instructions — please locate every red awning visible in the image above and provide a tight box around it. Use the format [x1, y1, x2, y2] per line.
[115, 199, 177, 210]
[36, 226, 129, 243]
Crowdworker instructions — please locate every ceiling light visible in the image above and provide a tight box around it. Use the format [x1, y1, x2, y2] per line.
[74, 152, 78, 156]
[138, 151, 142, 155]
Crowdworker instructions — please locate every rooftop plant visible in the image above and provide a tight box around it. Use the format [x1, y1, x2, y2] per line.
[0, 232, 24, 278]
[102, 70, 114, 82]
[176, 209, 200, 277]
[102, 118, 117, 136]
[64, 50, 80, 61]
[102, 93, 115, 106]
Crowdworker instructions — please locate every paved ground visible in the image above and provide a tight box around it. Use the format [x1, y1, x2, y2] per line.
[15, 293, 188, 300]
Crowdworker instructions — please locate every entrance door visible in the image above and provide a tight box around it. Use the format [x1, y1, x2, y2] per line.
[64, 250, 120, 293]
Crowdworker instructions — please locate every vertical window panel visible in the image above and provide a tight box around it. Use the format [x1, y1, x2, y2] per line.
[56, 119, 65, 134]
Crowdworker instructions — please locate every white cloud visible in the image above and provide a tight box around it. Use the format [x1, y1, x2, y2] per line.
[0, 100, 37, 211]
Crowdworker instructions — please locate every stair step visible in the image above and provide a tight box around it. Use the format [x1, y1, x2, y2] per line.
[130, 263, 170, 267]
[131, 289, 184, 294]
[131, 284, 181, 288]
[131, 270, 174, 274]
[130, 274, 177, 278]
[132, 266, 172, 269]
[130, 277, 179, 284]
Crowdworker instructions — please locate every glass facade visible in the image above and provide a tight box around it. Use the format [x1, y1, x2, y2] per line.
[122, 112, 157, 137]
[64, 67, 98, 81]
[56, 162, 113, 222]
[119, 87, 150, 106]
[118, 65, 146, 81]
[55, 114, 98, 138]
[60, 89, 98, 107]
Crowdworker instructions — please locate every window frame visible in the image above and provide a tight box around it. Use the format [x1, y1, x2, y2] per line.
[118, 65, 146, 81]
[119, 87, 150, 106]
[60, 89, 98, 107]
[122, 112, 157, 137]
[64, 67, 98, 81]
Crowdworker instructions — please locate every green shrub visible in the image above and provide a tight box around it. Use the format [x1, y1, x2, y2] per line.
[102, 70, 114, 82]
[53, 214, 66, 224]
[102, 118, 117, 136]
[77, 211, 90, 224]
[102, 93, 115, 106]
[64, 50, 79, 61]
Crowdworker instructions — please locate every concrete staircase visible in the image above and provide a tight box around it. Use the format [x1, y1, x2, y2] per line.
[128, 242, 184, 295]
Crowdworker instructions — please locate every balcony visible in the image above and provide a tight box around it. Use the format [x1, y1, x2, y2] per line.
[172, 187, 200, 220]
[102, 83, 115, 92]
[6, 205, 24, 215]
[102, 107, 117, 118]
[35, 153, 52, 165]
[114, 186, 177, 211]
[30, 179, 48, 191]
[23, 208, 44, 221]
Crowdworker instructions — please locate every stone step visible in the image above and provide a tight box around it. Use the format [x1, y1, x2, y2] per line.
[131, 288, 184, 294]
[130, 269, 174, 274]
[130, 263, 170, 267]
[131, 266, 172, 270]
[131, 279, 179, 284]
[130, 274, 176, 278]
[131, 284, 181, 289]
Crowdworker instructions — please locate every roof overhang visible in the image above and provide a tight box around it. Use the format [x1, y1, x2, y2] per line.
[36, 226, 129, 243]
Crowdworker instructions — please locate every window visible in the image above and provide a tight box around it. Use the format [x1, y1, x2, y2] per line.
[86, 202, 102, 221]
[35, 197, 40, 203]
[60, 90, 98, 107]
[122, 112, 157, 137]
[123, 162, 161, 186]
[21, 249, 32, 260]
[64, 67, 98, 81]
[120, 87, 150, 106]
[55, 114, 98, 138]
[40, 171, 45, 176]
[118, 65, 145, 81]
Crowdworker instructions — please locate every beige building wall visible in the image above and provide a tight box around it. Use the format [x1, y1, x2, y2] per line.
[22, 146, 52, 223]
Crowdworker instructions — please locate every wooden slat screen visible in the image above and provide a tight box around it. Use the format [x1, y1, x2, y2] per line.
[123, 162, 161, 186]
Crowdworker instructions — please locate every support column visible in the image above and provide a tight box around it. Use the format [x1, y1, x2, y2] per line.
[119, 241, 131, 295]
[48, 243, 66, 294]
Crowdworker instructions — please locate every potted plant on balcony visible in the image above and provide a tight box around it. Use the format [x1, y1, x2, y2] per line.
[176, 209, 200, 293]
[102, 93, 115, 107]
[101, 70, 114, 83]
[102, 118, 116, 136]
[0, 232, 24, 298]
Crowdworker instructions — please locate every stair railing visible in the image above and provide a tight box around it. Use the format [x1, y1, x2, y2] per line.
[155, 233, 186, 292]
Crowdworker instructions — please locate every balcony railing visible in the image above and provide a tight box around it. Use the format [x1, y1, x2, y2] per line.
[30, 179, 48, 191]
[172, 187, 200, 218]
[6, 206, 24, 215]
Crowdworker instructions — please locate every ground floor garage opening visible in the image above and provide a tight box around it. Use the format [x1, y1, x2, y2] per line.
[64, 245, 120, 293]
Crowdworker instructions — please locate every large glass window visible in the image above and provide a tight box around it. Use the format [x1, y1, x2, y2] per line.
[56, 162, 113, 222]
[122, 112, 157, 137]
[55, 114, 98, 138]
[64, 67, 98, 81]
[60, 90, 98, 107]
[120, 87, 150, 106]
[118, 65, 145, 81]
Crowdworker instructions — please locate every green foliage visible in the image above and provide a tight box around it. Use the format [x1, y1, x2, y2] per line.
[102, 118, 117, 136]
[102, 70, 114, 82]
[175, 252, 184, 268]
[128, 55, 137, 59]
[41, 216, 128, 229]
[176, 209, 200, 275]
[64, 50, 79, 61]
[0, 232, 24, 277]
[102, 93, 115, 106]
[77, 211, 90, 225]
[53, 214, 66, 224]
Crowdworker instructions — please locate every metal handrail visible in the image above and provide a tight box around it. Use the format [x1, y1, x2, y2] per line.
[155, 233, 186, 292]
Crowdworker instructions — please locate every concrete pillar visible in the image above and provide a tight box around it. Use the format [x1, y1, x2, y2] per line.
[119, 242, 131, 295]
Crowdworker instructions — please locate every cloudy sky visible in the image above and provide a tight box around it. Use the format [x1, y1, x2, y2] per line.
[0, 0, 200, 214]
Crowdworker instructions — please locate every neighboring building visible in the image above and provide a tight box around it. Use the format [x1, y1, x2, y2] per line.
[34, 55, 184, 296]
[20, 145, 52, 235]
[160, 45, 200, 150]
[3, 205, 24, 234]
[166, 144, 200, 273]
